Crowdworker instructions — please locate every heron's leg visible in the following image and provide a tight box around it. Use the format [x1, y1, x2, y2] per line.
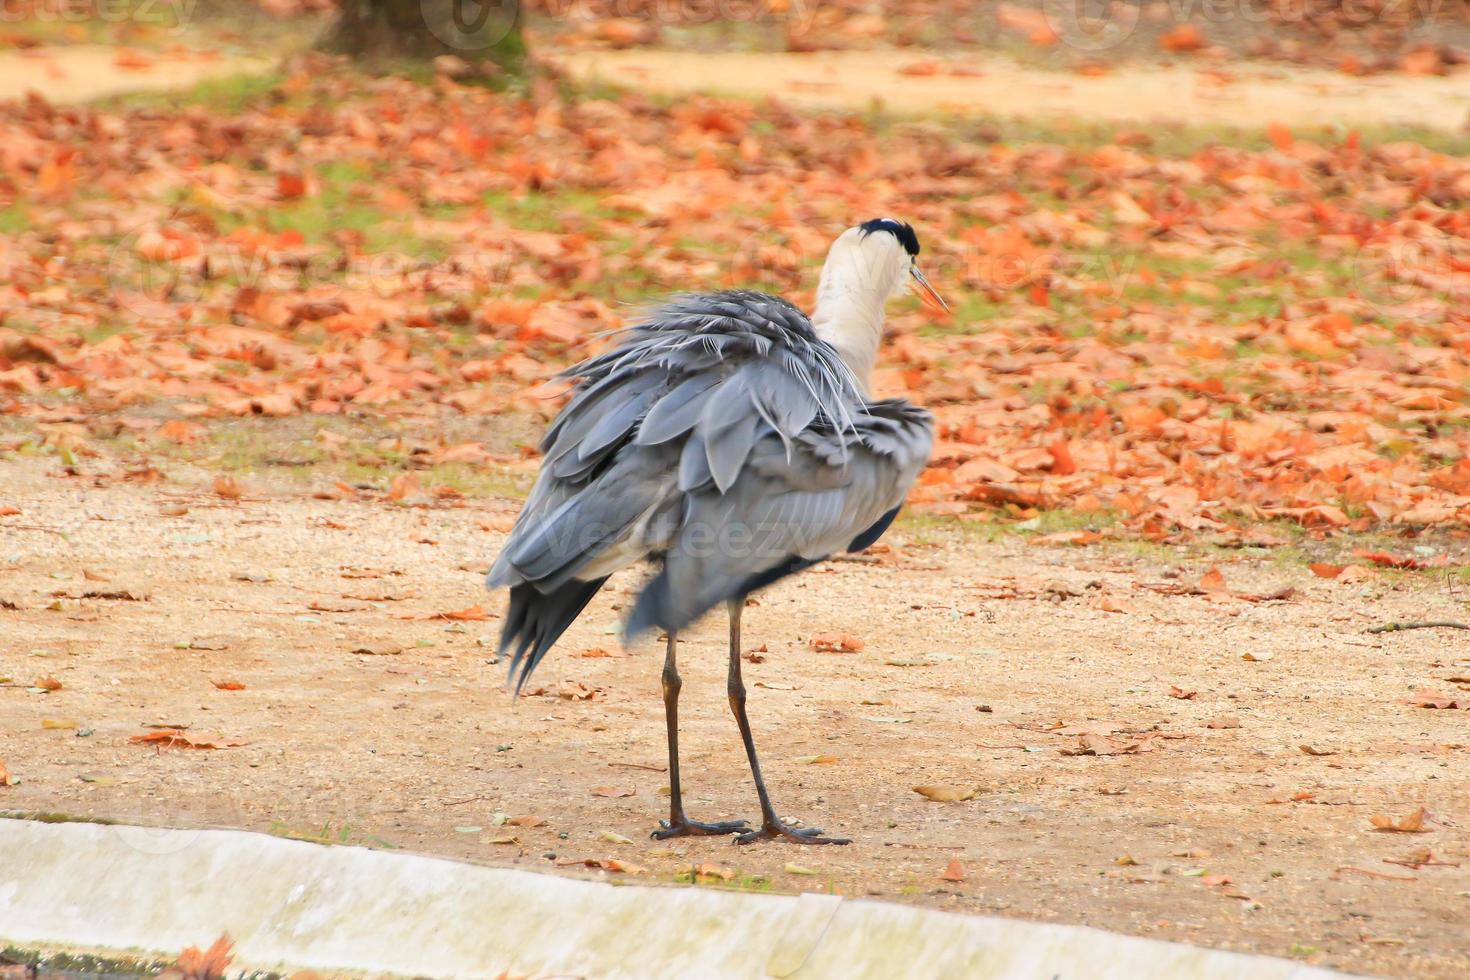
[726, 599, 850, 846]
[651, 630, 747, 840]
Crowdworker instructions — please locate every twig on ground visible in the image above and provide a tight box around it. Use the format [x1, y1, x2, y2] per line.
[4, 524, 67, 536]
[441, 795, 485, 807]
[1367, 621, 1470, 634]
[1335, 866, 1417, 882]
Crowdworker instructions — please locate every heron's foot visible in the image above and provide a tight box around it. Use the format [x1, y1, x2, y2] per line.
[652, 816, 750, 839]
[734, 818, 850, 846]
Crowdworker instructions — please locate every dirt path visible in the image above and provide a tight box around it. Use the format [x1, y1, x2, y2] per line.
[0, 44, 268, 103]
[7, 41, 1467, 135]
[558, 48, 1470, 132]
[2, 450, 1468, 977]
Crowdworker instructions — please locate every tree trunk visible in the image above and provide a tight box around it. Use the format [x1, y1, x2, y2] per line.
[321, 0, 526, 76]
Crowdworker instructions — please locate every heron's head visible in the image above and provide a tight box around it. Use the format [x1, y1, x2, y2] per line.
[812, 218, 947, 392]
[822, 218, 948, 314]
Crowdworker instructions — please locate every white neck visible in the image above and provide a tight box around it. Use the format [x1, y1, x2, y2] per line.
[810, 258, 889, 396]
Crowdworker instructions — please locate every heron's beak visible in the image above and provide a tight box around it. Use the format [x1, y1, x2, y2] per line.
[909, 265, 949, 315]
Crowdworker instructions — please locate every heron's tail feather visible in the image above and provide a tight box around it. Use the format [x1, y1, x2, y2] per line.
[623, 569, 674, 642]
[623, 556, 747, 641]
[501, 578, 609, 695]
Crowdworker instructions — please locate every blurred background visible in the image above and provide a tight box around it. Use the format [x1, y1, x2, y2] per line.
[2, 0, 1468, 531]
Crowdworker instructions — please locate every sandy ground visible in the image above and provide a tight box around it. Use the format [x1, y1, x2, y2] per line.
[2, 447, 1469, 978]
[556, 49, 1470, 132]
[0, 44, 269, 103]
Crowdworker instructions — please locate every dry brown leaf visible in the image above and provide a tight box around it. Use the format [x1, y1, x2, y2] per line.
[810, 633, 864, 652]
[392, 604, 489, 622]
[388, 472, 420, 502]
[1370, 807, 1432, 833]
[579, 647, 624, 658]
[693, 863, 734, 880]
[913, 784, 976, 802]
[161, 935, 233, 980]
[1062, 733, 1160, 756]
[129, 729, 248, 750]
[212, 476, 242, 500]
[1402, 690, 1469, 709]
[507, 814, 546, 827]
[351, 643, 403, 656]
[1030, 530, 1103, 546]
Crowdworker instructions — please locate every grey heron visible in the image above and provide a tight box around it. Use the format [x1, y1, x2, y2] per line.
[487, 218, 943, 845]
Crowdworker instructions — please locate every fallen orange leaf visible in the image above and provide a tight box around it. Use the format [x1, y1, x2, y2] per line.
[164, 934, 233, 980]
[213, 476, 242, 500]
[1371, 807, 1432, 833]
[810, 633, 864, 652]
[129, 729, 248, 750]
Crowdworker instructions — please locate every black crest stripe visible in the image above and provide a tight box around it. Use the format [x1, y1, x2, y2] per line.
[858, 218, 920, 257]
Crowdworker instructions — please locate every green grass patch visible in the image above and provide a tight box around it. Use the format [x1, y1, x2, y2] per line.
[98, 70, 290, 115]
[673, 867, 774, 892]
[266, 816, 399, 850]
[0, 204, 29, 236]
[0, 810, 118, 825]
[423, 461, 535, 499]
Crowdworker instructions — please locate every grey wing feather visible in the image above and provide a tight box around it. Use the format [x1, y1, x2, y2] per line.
[635, 373, 721, 445]
[625, 399, 933, 637]
[487, 289, 923, 689]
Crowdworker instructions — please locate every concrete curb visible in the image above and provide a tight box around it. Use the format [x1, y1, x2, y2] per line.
[0, 818, 1345, 979]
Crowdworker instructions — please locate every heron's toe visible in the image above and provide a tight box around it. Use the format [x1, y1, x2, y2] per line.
[652, 817, 750, 839]
[734, 820, 850, 846]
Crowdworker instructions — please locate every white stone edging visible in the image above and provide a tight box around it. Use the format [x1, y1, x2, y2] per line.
[0, 818, 1349, 979]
